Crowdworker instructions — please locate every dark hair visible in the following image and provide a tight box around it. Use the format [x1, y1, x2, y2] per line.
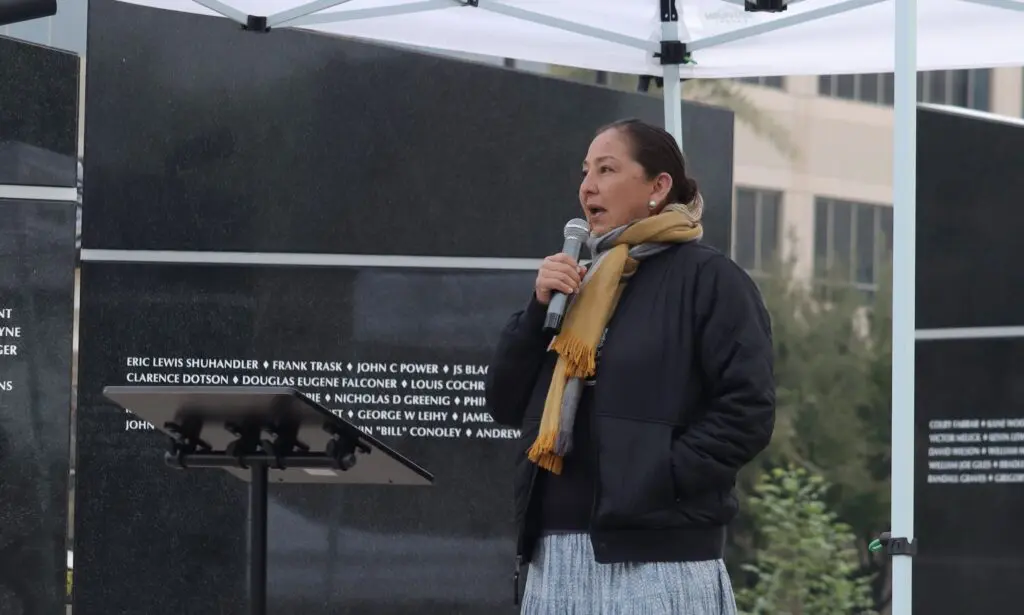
[597, 118, 699, 207]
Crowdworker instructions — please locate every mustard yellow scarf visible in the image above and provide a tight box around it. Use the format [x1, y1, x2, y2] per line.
[527, 204, 704, 474]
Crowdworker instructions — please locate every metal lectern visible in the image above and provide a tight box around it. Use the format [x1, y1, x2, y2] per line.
[102, 385, 433, 615]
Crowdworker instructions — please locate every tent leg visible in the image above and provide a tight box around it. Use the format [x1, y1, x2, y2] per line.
[659, 10, 684, 152]
[891, 0, 917, 614]
[662, 63, 683, 151]
[659, 1, 683, 151]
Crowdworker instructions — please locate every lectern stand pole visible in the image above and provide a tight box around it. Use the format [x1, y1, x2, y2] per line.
[249, 463, 269, 615]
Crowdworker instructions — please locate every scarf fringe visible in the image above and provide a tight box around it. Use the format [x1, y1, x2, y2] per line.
[549, 332, 596, 379]
[528, 446, 569, 474]
[527, 433, 564, 474]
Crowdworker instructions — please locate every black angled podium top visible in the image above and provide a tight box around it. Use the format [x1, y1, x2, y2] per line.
[102, 385, 434, 487]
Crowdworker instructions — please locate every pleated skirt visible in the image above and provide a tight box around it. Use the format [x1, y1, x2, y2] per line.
[520, 533, 738, 615]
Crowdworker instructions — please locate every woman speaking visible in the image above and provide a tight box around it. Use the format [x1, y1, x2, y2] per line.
[484, 119, 775, 615]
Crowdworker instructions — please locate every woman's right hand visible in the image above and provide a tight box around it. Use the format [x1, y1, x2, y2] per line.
[535, 253, 587, 305]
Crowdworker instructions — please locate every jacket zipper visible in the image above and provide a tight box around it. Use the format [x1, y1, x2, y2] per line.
[514, 463, 539, 606]
[587, 329, 609, 550]
[587, 393, 601, 553]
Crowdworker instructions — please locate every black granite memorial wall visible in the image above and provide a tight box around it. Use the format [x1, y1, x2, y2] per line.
[81, 0, 734, 255]
[914, 106, 1024, 614]
[0, 35, 79, 187]
[0, 199, 76, 615]
[0, 34, 79, 615]
[76, 1, 736, 614]
[77, 264, 537, 614]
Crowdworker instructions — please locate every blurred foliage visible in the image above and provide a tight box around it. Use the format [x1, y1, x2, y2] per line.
[732, 251, 894, 612]
[736, 466, 878, 615]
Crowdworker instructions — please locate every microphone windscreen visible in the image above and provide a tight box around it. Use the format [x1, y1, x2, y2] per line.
[563, 218, 590, 241]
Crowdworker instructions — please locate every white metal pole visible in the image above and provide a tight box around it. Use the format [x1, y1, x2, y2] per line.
[659, 13, 684, 150]
[662, 63, 683, 150]
[891, 0, 917, 613]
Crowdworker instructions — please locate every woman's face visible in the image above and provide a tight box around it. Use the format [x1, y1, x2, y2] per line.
[579, 128, 672, 236]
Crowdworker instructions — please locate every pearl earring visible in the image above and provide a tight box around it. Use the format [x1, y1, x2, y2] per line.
[648, 200, 657, 209]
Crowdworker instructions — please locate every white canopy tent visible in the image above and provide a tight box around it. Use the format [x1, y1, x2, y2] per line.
[112, 0, 1024, 77]
[104, 1, 1024, 613]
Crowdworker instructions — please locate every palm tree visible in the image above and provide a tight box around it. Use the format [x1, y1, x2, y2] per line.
[546, 66, 800, 161]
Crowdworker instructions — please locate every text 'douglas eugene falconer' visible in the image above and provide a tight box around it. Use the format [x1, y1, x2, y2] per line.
[119, 356, 519, 440]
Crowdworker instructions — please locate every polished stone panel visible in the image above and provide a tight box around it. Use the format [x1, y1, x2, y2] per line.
[0, 198, 76, 615]
[914, 339, 1024, 614]
[75, 263, 537, 615]
[913, 107, 1024, 614]
[82, 0, 733, 256]
[0, 36, 79, 187]
[917, 107, 1024, 330]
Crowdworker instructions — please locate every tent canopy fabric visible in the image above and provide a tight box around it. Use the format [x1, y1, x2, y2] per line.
[115, 0, 1024, 78]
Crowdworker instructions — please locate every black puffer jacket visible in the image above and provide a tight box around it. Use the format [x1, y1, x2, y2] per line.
[484, 242, 775, 596]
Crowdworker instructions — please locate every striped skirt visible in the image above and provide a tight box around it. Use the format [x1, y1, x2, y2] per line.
[521, 533, 738, 615]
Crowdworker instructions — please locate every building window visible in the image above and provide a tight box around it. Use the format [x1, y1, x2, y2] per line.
[734, 187, 782, 273]
[814, 197, 893, 294]
[918, 69, 991, 111]
[819, 69, 991, 110]
[818, 73, 894, 105]
[735, 76, 785, 90]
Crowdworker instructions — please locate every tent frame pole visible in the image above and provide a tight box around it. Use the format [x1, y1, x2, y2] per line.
[960, 0, 1024, 11]
[191, 0, 247, 23]
[267, 0, 355, 27]
[660, 0, 684, 150]
[473, 1, 656, 51]
[890, 1, 917, 615]
[289, 1, 460, 26]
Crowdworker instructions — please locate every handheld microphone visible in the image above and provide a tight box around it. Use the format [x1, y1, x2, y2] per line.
[544, 218, 591, 333]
